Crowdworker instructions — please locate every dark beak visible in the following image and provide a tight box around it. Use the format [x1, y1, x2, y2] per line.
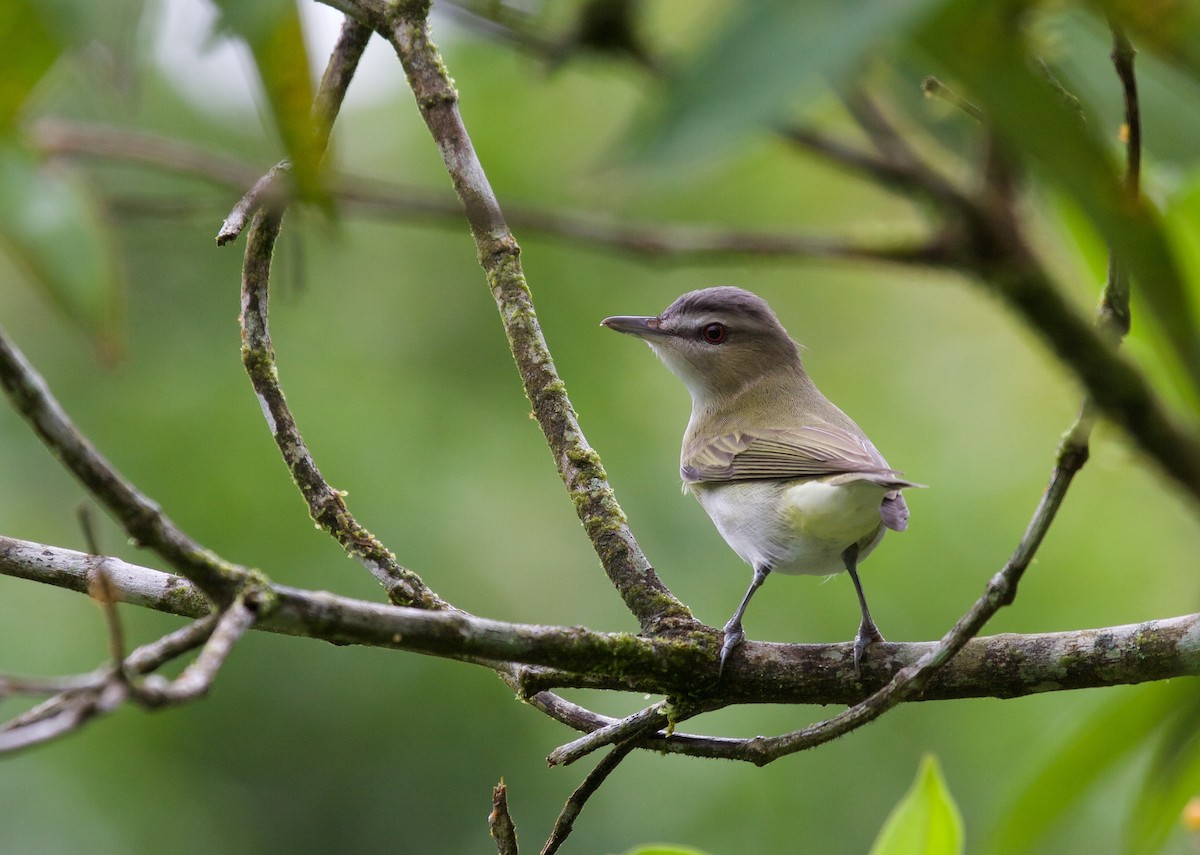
[600, 315, 669, 339]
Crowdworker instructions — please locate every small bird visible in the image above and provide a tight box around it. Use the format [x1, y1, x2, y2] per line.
[602, 286, 921, 674]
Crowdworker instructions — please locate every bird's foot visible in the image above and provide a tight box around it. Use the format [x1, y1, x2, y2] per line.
[718, 619, 746, 677]
[852, 619, 885, 676]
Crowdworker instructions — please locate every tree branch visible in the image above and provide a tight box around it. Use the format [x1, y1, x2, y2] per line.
[0, 327, 249, 604]
[385, 3, 692, 634]
[217, 15, 372, 245]
[38, 118, 943, 266]
[489, 780, 519, 855]
[218, 14, 446, 609]
[4, 538, 1196, 711]
[0, 611, 224, 753]
[239, 208, 447, 608]
[541, 741, 637, 855]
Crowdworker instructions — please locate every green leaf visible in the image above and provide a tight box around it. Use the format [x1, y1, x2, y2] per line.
[209, 0, 328, 207]
[621, 847, 713, 855]
[0, 141, 122, 357]
[631, 0, 945, 167]
[869, 754, 964, 855]
[914, 1, 1200, 403]
[1126, 688, 1200, 855]
[0, 0, 62, 129]
[987, 683, 1190, 855]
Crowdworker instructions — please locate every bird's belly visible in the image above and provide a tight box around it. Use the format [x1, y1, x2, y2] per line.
[691, 478, 888, 576]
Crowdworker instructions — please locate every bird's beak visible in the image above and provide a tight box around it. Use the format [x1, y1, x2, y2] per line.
[600, 315, 669, 339]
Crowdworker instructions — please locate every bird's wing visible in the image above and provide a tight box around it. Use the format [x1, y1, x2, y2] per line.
[681, 425, 899, 483]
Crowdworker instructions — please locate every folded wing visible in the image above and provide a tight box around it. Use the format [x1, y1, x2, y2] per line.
[682, 425, 919, 531]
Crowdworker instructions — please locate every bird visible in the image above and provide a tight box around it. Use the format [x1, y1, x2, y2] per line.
[601, 286, 921, 674]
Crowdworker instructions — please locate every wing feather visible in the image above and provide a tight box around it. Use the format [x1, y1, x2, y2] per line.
[682, 425, 899, 483]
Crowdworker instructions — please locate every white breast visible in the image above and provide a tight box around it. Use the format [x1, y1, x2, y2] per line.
[690, 477, 889, 576]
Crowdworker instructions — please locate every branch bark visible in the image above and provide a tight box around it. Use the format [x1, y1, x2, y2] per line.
[0, 328, 248, 604]
[385, 3, 692, 635]
[5, 537, 1196, 709]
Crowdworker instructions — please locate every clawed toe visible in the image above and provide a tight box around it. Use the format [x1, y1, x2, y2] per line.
[718, 621, 746, 676]
[852, 620, 885, 675]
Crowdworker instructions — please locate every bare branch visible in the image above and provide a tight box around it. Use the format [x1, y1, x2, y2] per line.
[217, 15, 372, 245]
[0, 326, 248, 603]
[239, 209, 447, 608]
[541, 741, 636, 855]
[386, 3, 692, 635]
[547, 701, 670, 768]
[216, 161, 291, 246]
[0, 615, 219, 754]
[39, 118, 944, 266]
[134, 595, 259, 707]
[222, 15, 445, 609]
[5, 538, 1196, 712]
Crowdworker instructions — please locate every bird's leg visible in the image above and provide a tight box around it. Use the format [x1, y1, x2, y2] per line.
[843, 543, 884, 674]
[720, 564, 771, 676]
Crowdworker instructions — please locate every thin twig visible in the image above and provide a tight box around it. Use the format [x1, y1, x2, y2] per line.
[216, 16, 373, 245]
[0, 614, 220, 754]
[547, 700, 670, 767]
[541, 740, 637, 855]
[135, 595, 260, 707]
[37, 120, 948, 266]
[921, 76, 985, 121]
[216, 161, 292, 246]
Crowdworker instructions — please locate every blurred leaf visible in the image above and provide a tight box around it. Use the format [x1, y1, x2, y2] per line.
[1048, 8, 1200, 170]
[1126, 688, 1200, 855]
[0, 0, 61, 129]
[621, 847, 713, 855]
[0, 141, 122, 357]
[1101, 0, 1200, 80]
[869, 754, 964, 855]
[31, 0, 145, 54]
[914, 1, 1200, 403]
[988, 683, 1191, 854]
[209, 0, 328, 207]
[630, 0, 944, 166]
[1165, 171, 1200, 286]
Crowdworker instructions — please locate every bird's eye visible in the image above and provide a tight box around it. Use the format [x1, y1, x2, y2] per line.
[701, 323, 728, 344]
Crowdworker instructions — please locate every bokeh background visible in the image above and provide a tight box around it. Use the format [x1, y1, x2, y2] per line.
[2, 1, 1199, 852]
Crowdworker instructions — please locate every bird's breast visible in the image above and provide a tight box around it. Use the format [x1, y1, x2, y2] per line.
[690, 477, 889, 576]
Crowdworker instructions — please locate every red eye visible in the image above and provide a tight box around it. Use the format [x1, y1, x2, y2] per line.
[701, 323, 727, 344]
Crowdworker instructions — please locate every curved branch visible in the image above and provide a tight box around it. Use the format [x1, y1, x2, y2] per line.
[225, 16, 445, 609]
[385, 4, 692, 634]
[239, 210, 446, 608]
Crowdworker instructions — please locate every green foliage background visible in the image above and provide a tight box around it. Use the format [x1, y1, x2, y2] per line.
[1, 1, 1199, 853]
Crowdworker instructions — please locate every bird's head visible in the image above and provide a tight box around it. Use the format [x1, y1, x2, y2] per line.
[601, 286, 801, 402]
